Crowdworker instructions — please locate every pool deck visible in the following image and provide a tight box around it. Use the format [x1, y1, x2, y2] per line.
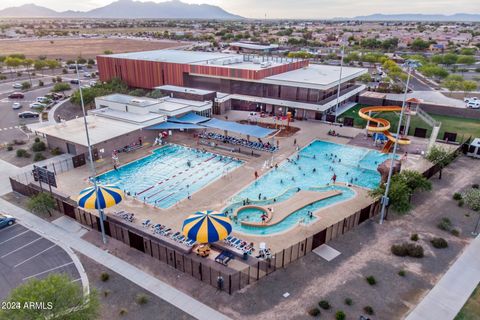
[52, 110, 441, 253]
[235, 189, 343, 227]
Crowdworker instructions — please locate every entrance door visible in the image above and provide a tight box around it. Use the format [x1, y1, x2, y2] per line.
[66, 143, 77, 155]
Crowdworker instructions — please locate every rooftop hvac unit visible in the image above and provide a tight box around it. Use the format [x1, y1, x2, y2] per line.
[260, 61, 272, 68]
[253, 58, 261, 64]
[130, 99, 145, 105]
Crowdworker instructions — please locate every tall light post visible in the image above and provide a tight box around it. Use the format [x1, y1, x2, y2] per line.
[379, 59, 420, 224]
[75, 62, 107, 244]
[333, 42, 345, 123]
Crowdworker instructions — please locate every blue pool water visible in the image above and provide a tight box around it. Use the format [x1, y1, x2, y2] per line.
[96, 144, 242, 208]
[224, 140, 393, 235]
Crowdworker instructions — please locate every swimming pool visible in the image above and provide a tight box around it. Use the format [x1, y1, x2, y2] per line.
[96, 144, 242, 208]
[224, 140, 393, 235]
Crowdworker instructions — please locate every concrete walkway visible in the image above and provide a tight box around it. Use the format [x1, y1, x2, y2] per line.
[406, 234, 480, 320]
[0, 198, 230, 320]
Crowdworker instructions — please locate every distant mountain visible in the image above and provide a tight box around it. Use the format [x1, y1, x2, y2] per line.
[337, 13, 480, 22]
[0, 0, 243, 19]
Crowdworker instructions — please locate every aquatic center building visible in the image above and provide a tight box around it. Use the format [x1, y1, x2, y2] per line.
[97, 49, 368, 120]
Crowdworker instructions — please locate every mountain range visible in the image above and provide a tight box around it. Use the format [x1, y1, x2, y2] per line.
[335, 13, 480, 22]
[0, 0, 243, 19]
[0, 2, 478, 22]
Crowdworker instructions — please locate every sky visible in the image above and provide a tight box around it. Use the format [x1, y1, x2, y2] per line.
[1, 0, 479, 19]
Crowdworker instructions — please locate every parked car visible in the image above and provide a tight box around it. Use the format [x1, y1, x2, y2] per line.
[29, 102, 46, 109]
[0, 213, 16, 229]
[12, 102, 22, 109]
[12, 82, 23, 89]
[83, 72, 91, 78]
[8, 92, 24, 99]
[464, 97, 478, 103]
[467, 101, 480, 109]
[89, 80, 97, 86]
[18, 111, 40, 118]
[70, 79, 80, 85]
[36, 96, 50, 103]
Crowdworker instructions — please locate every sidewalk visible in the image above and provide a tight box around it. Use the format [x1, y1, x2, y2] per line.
[0, 198, 231, 320]
[405, 234, 480, 320]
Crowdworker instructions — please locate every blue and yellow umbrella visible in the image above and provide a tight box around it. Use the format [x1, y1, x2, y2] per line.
[77, 184, 124, 210]
[182, 210, 232, 243]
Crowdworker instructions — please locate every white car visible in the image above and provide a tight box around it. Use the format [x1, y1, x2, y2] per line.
[36, 96, 49, 103]
[83, 72, 91, 78]
[12, 102, 22, 109]
[464, 97, 478, 103]
[12, 83, 23, 89]
[467, 101, 480, 109]
[30, 102, 46, 109]
[89, 80, 97, 86]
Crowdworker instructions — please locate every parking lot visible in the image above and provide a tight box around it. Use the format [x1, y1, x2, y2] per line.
[0, 71, 94, 144]
[0, 223, 81, 300]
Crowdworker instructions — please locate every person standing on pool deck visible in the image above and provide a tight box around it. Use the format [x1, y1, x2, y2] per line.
[294, 138, 297, 145]
[254, 171, 259, 179]
[331, 173, 337, 184]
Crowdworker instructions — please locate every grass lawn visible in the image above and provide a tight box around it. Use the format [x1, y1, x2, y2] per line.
[455, 285, 480, 320]
[339, 104, 480, 142]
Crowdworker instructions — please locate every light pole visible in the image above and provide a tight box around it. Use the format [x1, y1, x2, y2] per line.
[75, 62, 107, 244]
[334, 42, 345, 123]
[379, 60, 420, 224]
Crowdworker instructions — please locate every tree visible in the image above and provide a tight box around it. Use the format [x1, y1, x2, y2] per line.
[27, 192, 56, 217]
[419, 64, 449, 80]
[0, 274, 99, 320]
[4, 56, 23, 77]
[358, 72, 373, 84]
[456, 55, 476, 65]
[464, 188, 480, 212]
[45, 59, 59, 74]
[34, 59, 47, 71]
[396, 170, 432, 193]
[410, 38, 430, 51]
[21, 81, 31, 90]
[442, 53, 458, 65]
[52, 82, 71, 94]
[426, 145, 454, 179]
[103, 50, 113, 54]
[462, 80, 477, 97]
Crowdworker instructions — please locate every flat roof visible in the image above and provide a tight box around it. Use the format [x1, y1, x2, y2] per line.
[36, 116, 142, 147]
[90, 108, 166, 125]
[98, 94, 159, 107]
[262, 64, 368, 90]
[156, 85, 215, 96]
[100, 49, 296, 71]
[229, 42, 279, 50]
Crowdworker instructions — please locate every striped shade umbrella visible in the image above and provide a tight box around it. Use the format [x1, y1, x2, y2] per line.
[182, 210, 232, 243]
[77, 184, 124, 210]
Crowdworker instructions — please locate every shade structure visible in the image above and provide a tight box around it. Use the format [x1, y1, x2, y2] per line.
[77, 184, 124, 209]
[182, 210, 232, 243]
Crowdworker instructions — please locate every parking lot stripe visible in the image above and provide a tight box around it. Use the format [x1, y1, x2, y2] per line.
[22, 261, 74, 281]
[0, 237, 42, 258]
[14, 244, 56, 268]
[0, 223, 21, 233]
[0, 230, 30, 245]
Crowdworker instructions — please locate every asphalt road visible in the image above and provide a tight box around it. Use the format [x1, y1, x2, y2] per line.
[0, 223, 80, 300]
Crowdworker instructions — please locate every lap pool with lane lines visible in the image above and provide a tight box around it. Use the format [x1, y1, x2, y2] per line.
[224, 140, 393, 235]
[96, 144, 243, 208]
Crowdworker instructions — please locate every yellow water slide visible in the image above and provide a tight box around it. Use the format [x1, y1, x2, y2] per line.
[358, 106, 410, 153]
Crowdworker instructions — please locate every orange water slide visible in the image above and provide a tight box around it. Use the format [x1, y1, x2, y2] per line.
[358, 106, 410, 153]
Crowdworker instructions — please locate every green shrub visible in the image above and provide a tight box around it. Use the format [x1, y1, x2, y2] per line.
[364, 306, 374, 315]
[50, 147, 62, 155]
[458, 199, 464, 207]
[33, 153, 45, 162]
[119, 308, 128, 316]
[32, 141, 46, 152]
[451, 229, 460, 237]
[410, 233, 419, 241]
[34, 137, 40, 143]
[398, 270, 406, 277]
[62, 68, 68, 74]
[308, 308, 321, 317]
[103, 289, 111, 297]
[38, 80, 44, 86]
[344, 298, 353, 306]
[437, 217, 452, 231]
[472, 184, 479, 189]
[318, 300, 331, 310]
[16, 149, 27, 157]
[7, 145, 13, 151]
[406, 243, 424, 258]
[366, 276, 376, 285]
[100, 272, 110, 282]
[431, 237, 448, 249]
[391, 243, 408, 257]
[453, 193, 462, 200]
[335, 310, 346, 320]
[135, 294, 149, 305]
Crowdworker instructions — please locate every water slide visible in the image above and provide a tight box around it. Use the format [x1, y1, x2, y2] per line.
[358, 106, 410, 153]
